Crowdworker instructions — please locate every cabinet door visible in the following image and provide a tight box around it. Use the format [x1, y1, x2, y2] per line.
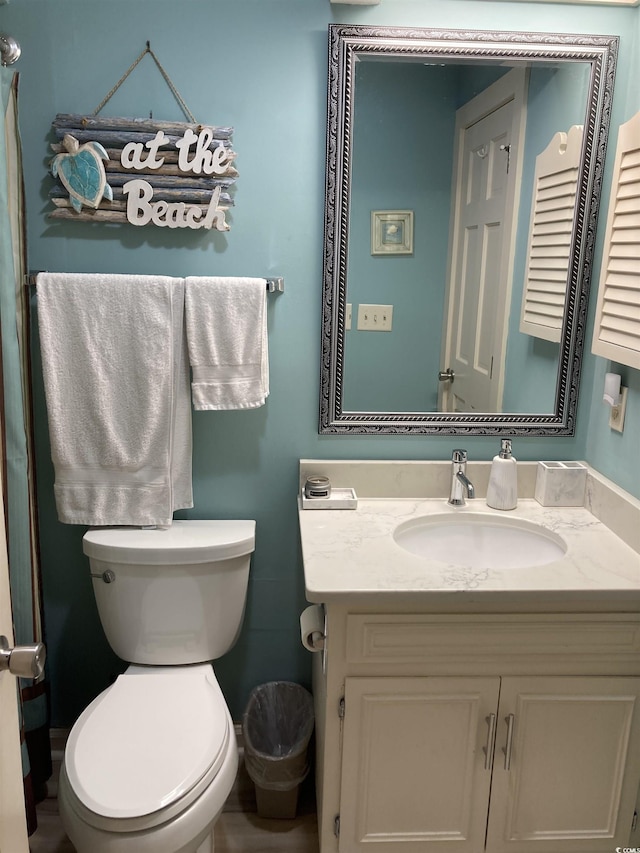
[486, 676, 640, 853]
[339, 676, 500, 853]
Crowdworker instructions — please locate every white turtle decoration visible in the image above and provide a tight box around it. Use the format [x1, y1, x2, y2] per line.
[51, 133, 113, 212]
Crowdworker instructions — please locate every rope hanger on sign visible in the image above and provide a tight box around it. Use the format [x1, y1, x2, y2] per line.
[92, 41, 197, 123]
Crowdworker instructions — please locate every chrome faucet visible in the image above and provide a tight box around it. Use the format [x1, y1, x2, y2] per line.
[448, 449, 475, 506]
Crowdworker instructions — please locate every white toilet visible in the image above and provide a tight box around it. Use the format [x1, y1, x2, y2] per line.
[58, 519, 255, 853]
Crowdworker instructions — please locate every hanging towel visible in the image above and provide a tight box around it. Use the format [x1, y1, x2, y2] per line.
[184, 276, 269, 410]
[36, 273, 193, 527]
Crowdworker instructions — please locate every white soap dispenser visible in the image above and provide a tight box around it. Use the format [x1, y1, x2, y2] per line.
[486, 439, 518, 510]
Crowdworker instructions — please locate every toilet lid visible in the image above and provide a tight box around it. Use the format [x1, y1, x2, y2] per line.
[83, 520, 256, 565]
[65, 666, 229, 819]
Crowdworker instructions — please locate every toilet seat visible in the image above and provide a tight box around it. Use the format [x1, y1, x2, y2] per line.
[65, 664, 230, 822]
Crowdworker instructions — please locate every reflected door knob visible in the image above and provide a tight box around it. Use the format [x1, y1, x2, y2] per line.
[0, 635, 46, 679]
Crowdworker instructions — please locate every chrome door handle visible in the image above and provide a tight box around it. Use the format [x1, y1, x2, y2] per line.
[502, 713, 515, 770]
[0, 635, 46, 679]
[483, 713, 497, 771]
[438, 368, 455, 383]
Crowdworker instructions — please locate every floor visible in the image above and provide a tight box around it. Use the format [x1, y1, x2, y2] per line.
[29, 730, 320, 853]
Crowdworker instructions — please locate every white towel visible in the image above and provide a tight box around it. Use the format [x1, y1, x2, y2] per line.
[36, 273, 193, 526]
[184, 277, 269, 410]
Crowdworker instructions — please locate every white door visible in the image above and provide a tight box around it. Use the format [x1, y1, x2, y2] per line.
[339, 676, 501, 852]
[486, 676, 640, 853]
[440, 69, 528, 413]
[0, 479, 30, 853]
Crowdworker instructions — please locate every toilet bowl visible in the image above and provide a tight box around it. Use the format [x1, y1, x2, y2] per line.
[58, 665, 238, 853]
[59, 520, 255, 853]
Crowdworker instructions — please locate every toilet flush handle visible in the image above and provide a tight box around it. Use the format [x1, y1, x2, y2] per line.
[90, 569, 116, 583]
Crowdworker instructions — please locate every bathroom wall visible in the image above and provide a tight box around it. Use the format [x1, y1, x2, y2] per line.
[582, 5, 640, 495]
[1, 0, 638, 726]
[345, 62, 454, 412]
[503, 65, 591, 413]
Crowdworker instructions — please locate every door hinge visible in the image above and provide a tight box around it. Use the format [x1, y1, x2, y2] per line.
[334, 814, 341, 837]
[338, 696, 345, 718]
[632, 810, 638, 832]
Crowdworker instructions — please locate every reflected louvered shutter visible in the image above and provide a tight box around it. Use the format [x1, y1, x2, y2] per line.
[520, 126, 583, 342]
[591, 110, 640, 369]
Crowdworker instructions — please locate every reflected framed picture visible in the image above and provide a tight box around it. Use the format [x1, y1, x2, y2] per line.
[371, 210, 414, 255]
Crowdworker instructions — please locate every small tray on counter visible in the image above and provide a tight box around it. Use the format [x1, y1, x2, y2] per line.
[300, 487, 358, 510]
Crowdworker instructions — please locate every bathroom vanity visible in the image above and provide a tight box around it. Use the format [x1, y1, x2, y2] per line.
[298, 461, 640, 853]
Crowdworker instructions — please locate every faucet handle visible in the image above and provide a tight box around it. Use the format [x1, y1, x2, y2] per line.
[452, 449, 467, 464]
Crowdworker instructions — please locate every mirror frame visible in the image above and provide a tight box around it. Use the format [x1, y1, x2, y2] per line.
[319, 24, 618, 435]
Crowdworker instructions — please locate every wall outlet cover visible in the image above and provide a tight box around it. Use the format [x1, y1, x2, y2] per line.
[609, 386, 628, 433]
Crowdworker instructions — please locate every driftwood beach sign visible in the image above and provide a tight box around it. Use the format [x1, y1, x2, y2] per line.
[48, 114, 237, 230]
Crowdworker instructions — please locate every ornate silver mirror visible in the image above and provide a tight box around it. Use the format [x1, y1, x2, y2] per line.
[320, 25, 618, 435]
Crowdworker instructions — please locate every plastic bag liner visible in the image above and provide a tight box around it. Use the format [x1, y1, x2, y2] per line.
[242, 681, 315, 793]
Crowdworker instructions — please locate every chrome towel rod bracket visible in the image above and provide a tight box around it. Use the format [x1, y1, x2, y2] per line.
[266, 277, 284, 293]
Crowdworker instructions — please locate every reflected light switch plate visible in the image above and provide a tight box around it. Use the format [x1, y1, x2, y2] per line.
[357, 304, 393, 331]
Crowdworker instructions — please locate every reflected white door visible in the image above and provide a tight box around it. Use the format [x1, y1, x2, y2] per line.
[440, 70, 527, 413]
[0, 486, 30, 853]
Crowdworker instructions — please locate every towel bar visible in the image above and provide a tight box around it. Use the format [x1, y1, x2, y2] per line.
[26, 273, 284, 293]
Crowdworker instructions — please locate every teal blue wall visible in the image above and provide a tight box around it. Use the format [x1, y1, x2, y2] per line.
[345, 62, 454, 412]
[582, 5, 640, 496]
[1, 0, 638, 726]
[504, 65, 590, 412]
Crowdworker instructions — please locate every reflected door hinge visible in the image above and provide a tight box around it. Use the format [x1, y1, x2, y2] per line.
[500, 143, 511, 173]
[338, 696, 345, 719]
[632, 810, 638, 832]
[334, 814, 341, 837]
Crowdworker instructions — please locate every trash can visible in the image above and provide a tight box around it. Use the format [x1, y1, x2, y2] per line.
[242, 681, 315, 819]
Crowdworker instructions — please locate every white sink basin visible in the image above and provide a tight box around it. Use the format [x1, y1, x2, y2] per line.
[393, 513, 567, 569]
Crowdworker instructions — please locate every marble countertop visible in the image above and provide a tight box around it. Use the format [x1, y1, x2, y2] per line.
[299, 498, 640, 609]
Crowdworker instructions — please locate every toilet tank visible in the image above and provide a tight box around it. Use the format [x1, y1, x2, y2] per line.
[82, 520, 255, 666]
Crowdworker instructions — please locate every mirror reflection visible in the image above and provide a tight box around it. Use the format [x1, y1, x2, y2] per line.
[345, 58, 589, 414]
[320, 26, 618, 434]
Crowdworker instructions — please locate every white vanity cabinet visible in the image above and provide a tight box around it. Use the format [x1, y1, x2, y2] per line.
[340, 675, 499, 852]
[312, 610, 640, 853]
